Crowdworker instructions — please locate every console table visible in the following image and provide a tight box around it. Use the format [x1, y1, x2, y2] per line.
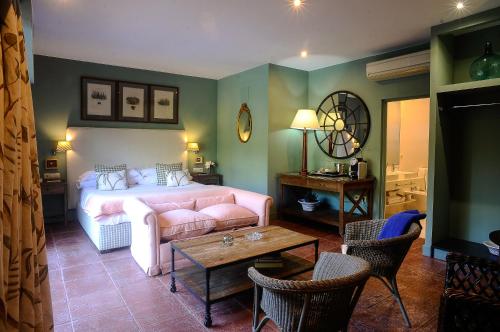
[279, 173, 375, 235]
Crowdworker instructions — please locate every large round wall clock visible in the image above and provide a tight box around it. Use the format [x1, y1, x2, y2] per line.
[314, 90, 370, 159]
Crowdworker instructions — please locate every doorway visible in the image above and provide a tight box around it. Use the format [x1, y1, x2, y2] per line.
[384, 97, 430, 238]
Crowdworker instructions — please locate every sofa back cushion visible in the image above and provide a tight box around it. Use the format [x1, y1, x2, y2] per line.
[195, 194, 235, 211]
[141, 199, 195, 214]
[199, 203, 258, 231]
[158, 209, 216, 241]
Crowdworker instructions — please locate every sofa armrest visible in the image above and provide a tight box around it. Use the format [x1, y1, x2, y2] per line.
[230, 188, 273, 227]
[123, 197, 156, 225]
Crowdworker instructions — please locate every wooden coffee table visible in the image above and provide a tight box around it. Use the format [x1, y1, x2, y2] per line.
[170, 226, 319, 327]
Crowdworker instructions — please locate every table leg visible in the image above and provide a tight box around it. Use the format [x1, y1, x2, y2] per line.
[170, 247, 176, 293]
[314, 240, 319, 263]
[205, 270, 212, 327]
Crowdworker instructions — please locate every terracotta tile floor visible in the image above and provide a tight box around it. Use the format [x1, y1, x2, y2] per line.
[46, 219, 445, 331]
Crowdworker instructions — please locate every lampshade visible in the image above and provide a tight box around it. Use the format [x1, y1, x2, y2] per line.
[55, 140, 72, 152]
[290, 109, 320, 130]
[186, 142, 200, 152]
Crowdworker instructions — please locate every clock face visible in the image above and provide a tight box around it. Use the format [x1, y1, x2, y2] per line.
[314, 91, 370, 159]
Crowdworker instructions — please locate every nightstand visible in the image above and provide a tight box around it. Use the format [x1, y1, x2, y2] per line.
[41, 181, 68, 225]
[192, 173, 223, 185]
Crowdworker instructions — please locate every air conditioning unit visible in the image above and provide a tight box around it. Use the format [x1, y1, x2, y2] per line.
[366, 50, 430, 81]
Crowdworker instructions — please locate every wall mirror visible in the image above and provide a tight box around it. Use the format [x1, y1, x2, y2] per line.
[314, 91, 370, 159]
[237, 103, 252, 143]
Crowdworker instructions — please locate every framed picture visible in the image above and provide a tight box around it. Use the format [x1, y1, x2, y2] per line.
[81, 77, 116, 121]
[149, 85, 179, 123]
[118, 81, 148, 122]
[45, 158, 58, 170]
[195, 156, 204, 164]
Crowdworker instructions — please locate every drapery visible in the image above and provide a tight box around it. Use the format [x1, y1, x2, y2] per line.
[1, 0, 53, 331]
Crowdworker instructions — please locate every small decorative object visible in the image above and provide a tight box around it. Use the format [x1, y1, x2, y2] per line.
[45, 158, 58, 170]
[222, 234, 234, 247]
[483, 240, 499, 256]
[81, 77, 116, 121]
[470, 41, 500, 81]
[118, 82, 148, 122]
[149, 85, 179, 123]
[314, 91, 370, 159]
[205, 160, 217, 174]
[298, 192, 320, 212]
[237, 103, 252, 143]
[246, 231, 263, 241]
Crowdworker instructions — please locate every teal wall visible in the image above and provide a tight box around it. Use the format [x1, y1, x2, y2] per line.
[268, 65, 308, 203]
[217, 65, 270, 194]
[32, 55, 218, 177]
[20, 0, 34, 83]
[308, 46, 430, 218]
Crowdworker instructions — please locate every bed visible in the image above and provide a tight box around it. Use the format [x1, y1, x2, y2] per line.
[66, 126, 189, 252]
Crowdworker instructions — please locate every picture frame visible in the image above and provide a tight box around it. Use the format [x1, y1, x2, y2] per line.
[118, 81, 148, 122]
[81, 77, 116, 121]
[45, 158, 58, 170]
[149, 85, 179, 124]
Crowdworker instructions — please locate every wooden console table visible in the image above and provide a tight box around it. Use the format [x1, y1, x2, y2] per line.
[279, 173, 375, 235]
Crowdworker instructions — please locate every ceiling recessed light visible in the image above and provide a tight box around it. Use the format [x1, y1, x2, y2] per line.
[300, 50, 308, 58]
[293, 0, 302, 8]
[456, 2, 464, 9]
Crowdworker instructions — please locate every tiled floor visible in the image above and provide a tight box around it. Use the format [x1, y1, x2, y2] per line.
[46, 219, 445, 331]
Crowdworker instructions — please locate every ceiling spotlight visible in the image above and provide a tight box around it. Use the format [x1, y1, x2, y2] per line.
[293, 0, 302, 8]
[300, 50, 308, 58]
[456, 2, 464, 9]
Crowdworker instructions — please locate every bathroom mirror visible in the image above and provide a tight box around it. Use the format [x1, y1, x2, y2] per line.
[314, 91, 370, 159]
[237, 103, 252, 143]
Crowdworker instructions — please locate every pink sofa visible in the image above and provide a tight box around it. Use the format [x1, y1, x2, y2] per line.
[123, 186, 273, 276]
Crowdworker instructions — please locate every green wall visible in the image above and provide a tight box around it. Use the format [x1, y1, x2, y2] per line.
[217, 65, 270, 194]
[32, 55, 218, 177]
[308, 46, 430, 218]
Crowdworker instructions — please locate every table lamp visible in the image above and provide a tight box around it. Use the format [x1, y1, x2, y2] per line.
[291, 109, 320, 176]
[186, 142, 200, 154]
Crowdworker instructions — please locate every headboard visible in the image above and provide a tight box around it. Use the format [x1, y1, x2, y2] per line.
[66, 127, 187, 209]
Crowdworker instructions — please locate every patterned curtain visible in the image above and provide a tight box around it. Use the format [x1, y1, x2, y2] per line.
[0, 1, 53, 331]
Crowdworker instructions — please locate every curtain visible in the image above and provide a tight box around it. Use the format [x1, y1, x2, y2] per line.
[0, 0, 53, 331]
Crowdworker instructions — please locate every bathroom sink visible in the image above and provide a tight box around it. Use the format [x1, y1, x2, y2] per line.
[386, 171, 417, 181]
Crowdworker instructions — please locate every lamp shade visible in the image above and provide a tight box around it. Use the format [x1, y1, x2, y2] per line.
[186, 142, 200, 152]
[55, 140, 72, 152]
[290, 109, 320, 130]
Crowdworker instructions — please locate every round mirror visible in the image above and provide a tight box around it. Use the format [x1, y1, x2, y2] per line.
[314, 91, 370, 159]
[237, 103, 252, 143]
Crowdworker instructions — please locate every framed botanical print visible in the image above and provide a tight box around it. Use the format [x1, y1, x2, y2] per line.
[149, 85, 179, 123]
[118, 82, 148, 122]
[81, 77, 116, 121]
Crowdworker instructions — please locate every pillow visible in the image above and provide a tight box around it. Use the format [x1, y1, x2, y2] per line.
[76, 179, 97, 189]
[157, 209, 216, 241]
[141, 199, 195, 214]
[96, 170, 128, 191]
[195, 194, 235, 211]
[95, 164, 127, 173]
[78, 171, 96, 183]
[165, 170, 191, 187]
[132, 167, 157, 185]
[156, 162, 183, 185]
[127, 168, 141, 185]
[199, 203, 258, 231]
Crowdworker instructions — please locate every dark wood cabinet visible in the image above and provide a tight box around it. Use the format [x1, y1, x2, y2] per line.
[192, 173, 223, 185]
[41, 181, 68, 225]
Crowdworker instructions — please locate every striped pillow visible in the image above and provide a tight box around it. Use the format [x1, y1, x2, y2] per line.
[156, 162, 183, 185]
[95, 164, 127, 173]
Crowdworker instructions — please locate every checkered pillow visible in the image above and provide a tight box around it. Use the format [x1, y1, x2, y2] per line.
[95, 164, 127, 173]
[156, 162, 183, 185]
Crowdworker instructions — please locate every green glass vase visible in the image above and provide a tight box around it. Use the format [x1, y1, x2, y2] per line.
[470, 41, 500, 80]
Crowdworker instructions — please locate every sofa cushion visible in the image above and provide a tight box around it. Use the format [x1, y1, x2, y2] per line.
[199, 203, 258, 231]
[141, 199, 195, 214]
[195, 194, 235, 211]
[158, 209, 216, 241]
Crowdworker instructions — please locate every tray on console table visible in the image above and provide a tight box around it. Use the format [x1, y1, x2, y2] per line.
[279, 173, 375, 235]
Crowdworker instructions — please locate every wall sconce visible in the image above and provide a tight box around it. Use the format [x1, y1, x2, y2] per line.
[187, 142, 200, 154]
[52, 140, 73, 155]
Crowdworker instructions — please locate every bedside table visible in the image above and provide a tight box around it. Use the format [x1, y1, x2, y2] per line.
[192, 173, 223, 185]
[41, 181, 67, 225]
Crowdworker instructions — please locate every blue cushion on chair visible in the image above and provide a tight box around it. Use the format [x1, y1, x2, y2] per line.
[378, 210, 425, 240]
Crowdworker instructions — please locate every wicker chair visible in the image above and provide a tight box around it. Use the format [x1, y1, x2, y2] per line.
[248, 252, 370, 332]
[438, 252, 500, 332]
[343, 219, 421, 327]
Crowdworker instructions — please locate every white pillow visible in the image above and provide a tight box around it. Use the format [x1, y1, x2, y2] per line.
[76, 179, 97, 189]
[165, 170, 191, 187]
[127, 168, 141, 185]
[135, 167, 157, 185]
[96, 170, 128, 191]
